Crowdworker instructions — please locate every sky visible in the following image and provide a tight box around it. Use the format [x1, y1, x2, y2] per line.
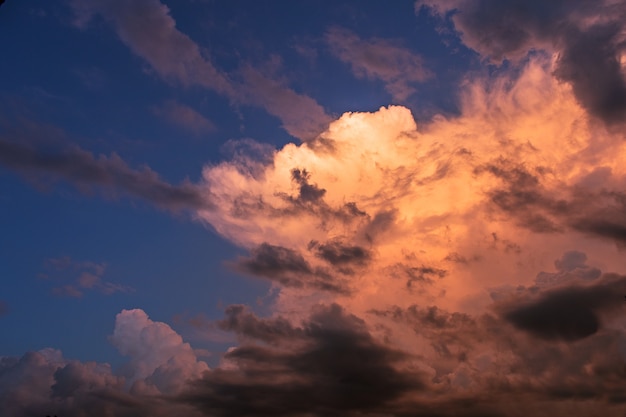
[2, 0, 626, 416]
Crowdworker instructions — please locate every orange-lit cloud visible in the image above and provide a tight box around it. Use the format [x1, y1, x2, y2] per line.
[198, 56, 626, 319]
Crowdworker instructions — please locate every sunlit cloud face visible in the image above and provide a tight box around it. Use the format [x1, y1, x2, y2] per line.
[198, 56, 626, 316]
[181, 56, 626, 414]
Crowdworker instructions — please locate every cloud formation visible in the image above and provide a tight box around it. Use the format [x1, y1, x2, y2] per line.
[153, 100, 215, 136]
[70, 0, 332, 139]
[0, 310, 207, 417]
[416, 0, 626, 123]
[0, 138, 211, 211]
[181, 304, 423, 417]
[6, 2, 626, 415]
[42, 256, 132, 298]
[185, 56, 626, 414]
[326, 27, 432, 102]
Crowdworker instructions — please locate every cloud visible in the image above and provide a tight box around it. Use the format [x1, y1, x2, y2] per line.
[489, 251, 626, 342]
[42, 256, 132, 298]
[188, 58, 626, 416]
[8, 4, 626, 413]
[110, 309, 209, 394]
[416, 0, 626, 123]
[326, 27, 432, 102]
[70, 0, 332, 140]
[181, 304, 423, 417]
[0, 310, 208, 417]
[308, 239, 371, 269]
[71, 0, 232, 94]
[153, 100, 215, 136]
[198, 55, 626, 317]
[501, 274, 626, 341]
[234, 242, 350, 294]
[237, 65, 333, 140]
[0, 353, 203, 417]
[0, 138, 211, 211]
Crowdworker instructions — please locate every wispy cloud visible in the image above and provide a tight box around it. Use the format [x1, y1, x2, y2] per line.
[70, 0, 332, 140]
[0, 138, 212, 211]
[326, 27, 432, 102]
[42, 256, 133, 298]
[153, 100, 215, 136]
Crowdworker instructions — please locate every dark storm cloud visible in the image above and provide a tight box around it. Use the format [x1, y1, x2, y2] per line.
[289, 168, 327, 204]
[369, 293, 626, 413]
[308, 240, 371, 269]
[476, 158, 626, 244]
[181, 304, 423, 417]
[417, 0, 626, 124]
[218, 304, 302, 343]
[501, 273, 626, 341]
[234, 243, 350, 294]
[0, 139, 211, 211]
[386, 263, 447, 290]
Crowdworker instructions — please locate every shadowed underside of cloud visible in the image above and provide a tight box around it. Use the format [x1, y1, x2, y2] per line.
[234, 242, 351, 294]
[181, 303, 423, 417]
[476, 158, 626, 244]
[500, 273, 626, 341]
[4, 273, 626, 417]
[0, 138, 211, 211]
[417, 0, 626, 124]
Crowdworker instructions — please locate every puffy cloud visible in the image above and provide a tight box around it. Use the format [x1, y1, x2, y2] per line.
[110, 309, 209, 394]
[0, 311, 208, 417]
[185, 55, 626, 414]
[326, 27, 432, 102]
[416, 0, 626, 123]
[198, 55, 626, 319]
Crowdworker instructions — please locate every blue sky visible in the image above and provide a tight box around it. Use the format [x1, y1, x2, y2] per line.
[2, 1, 626, 416]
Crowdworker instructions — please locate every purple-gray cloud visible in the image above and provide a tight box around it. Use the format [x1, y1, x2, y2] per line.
[417, 0, 626, 123]
[326, 27, 432, 102]
[153, 100, 215, 136]
[71, 0, 332, 140]
[0, 138, 211, 211]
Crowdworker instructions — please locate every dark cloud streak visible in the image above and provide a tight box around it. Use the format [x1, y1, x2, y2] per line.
[0, 139, 211, 212]
[182, 304, 422, 417]
[234, 243, 350, 294]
